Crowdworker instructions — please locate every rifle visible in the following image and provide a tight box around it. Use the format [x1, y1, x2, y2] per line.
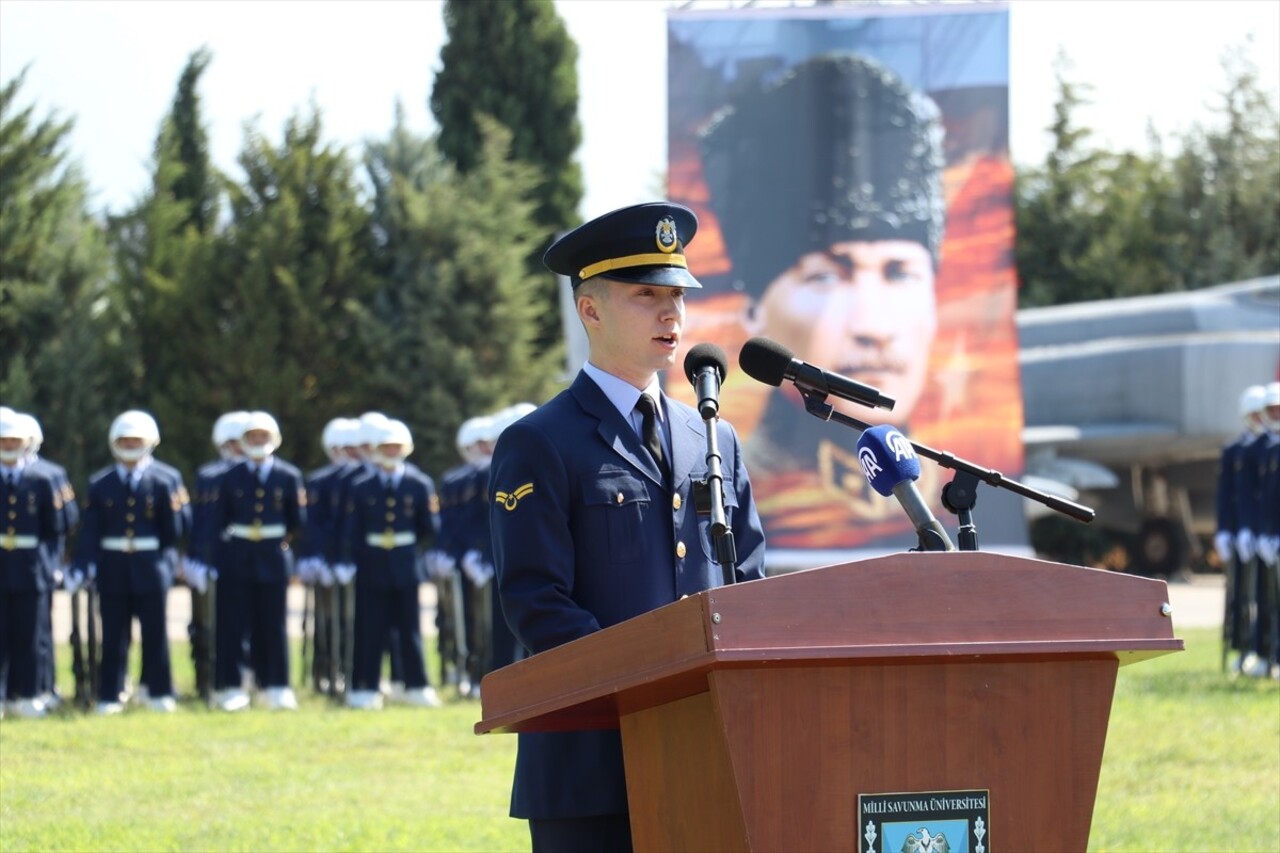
[1222, 554, 1238, 672]
[205, 571, 217, 708]
[69, 587, 89, 708]
[86, 585, 100, 705]
[298, 582, 312, 690]
[341, 581, 356, 698]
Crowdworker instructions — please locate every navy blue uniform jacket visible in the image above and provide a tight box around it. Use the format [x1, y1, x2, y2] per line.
[488, 371, 767, 820]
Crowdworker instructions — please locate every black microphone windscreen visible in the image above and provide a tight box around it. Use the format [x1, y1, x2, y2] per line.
[738, 337, 793, 388]
[684, 342, 729, 384]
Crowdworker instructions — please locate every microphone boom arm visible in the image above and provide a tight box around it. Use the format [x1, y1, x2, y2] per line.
[798, 388, 1094, 538]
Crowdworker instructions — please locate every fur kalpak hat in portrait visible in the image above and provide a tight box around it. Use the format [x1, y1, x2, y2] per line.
[699, 52, 946, 294]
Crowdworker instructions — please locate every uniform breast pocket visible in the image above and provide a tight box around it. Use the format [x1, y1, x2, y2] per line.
[696, 474, 739, 562]
[582, 472, 651, 565]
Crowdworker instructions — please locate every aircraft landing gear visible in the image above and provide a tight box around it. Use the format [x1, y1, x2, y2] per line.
[1131, 517, 1187, 577]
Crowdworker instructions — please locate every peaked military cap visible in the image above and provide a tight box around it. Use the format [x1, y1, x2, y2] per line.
[544, 202, 702, 289]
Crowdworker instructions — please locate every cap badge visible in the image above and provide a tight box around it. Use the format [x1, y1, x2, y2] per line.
[655, 217, 679, 254]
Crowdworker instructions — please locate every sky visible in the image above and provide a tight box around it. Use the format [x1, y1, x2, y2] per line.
[1, 0, 1277, 219]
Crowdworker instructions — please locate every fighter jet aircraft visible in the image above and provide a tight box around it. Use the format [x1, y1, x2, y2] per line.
[1019, 276, 1280, 575]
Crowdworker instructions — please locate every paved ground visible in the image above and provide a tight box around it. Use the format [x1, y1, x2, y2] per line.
[50, 568, 1225, 643]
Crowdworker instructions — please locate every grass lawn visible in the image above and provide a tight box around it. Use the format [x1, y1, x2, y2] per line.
[1, 627, 1275, 851]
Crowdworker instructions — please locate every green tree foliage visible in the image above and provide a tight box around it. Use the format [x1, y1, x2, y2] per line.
[218, 107, 379, 473]
[0, 69, 115, 487]
[430, 0, 583, 346]
[363, 110, 562, 479]
[105, 48, 225, 476]
[1017, 47, 1280, 306]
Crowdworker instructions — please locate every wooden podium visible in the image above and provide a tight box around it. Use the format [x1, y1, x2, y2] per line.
[476, 553, 1183, 851]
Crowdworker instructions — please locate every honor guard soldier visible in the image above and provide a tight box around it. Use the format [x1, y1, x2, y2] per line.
[185, 410, 250, 701]
[15, 411, 78, 712]
[430, 416, 487, 696]
[489, 202, 768, 850]
[298, 417, 362, 694]
[460, 405, 535, 696]
[211, 411, 306, 711]
[0, 408, 63, 718]
[68, 411, 180, 714]
[1259, 382, 1280, 679]
[335, 419, 441, 709]
[1233, 386, 1272, 678]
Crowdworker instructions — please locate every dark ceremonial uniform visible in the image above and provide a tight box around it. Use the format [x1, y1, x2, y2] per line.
[1218, 432, 1249, 653]
[433, 458, 473, 687]
[0, 465, 62, 703]
[212, 457, 305, 692]
[1236, 432, 1270, 662]
[74, 463, 179, 703]
[301, 459, 352, 691]
[129, 457, 189, 696]
[28, 454, 76, 703]
[493, 200, 767, 852]
[490, 372, 767, 823]
[461, 452, 520, 680]
[188, 456, 233, 697]
[339, 466, 440, 693]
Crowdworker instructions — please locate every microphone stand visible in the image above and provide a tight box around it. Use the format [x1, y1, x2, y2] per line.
[701, 414, 737, 584]
[797, 389, 1094, 551]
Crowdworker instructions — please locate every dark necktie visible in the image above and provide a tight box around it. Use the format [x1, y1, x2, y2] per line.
[634, 394, 669, 481]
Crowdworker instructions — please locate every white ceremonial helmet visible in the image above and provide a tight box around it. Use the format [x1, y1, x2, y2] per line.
[1262, 381, 1280, 432]
[240, 411, 282, 460]
[109, 410, 161, 462]
[1240, 384, 1268, 433]
[0, 409, 33, 463]
[370, 419, 414, 468]
[17, 413, 44, 456]
[212, 411, 252, 455]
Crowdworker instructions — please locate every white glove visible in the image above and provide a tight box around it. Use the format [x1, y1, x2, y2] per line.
[1259, 535, 1279, 567]
[64, 568, 85, 595]
[422, 550, 454, 581]
[1236, 528, 1256, 563]
[334, 563, 357, 585]
[1214, 530, 1235, 565]
[295, 557, 319, 585]
[461, 549, 494, 588]
[185, 560, 208, 595]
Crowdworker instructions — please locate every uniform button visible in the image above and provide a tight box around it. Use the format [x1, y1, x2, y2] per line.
[7, 495, 15, 504]
[385, 512, 396, 522]
[125, 528, 134, 536]
[386, 497, 396, 507]
[126, 513, 135, 522]
[254, 503, 264, 512]
[672, 494, 682, 510]
[676, 541, 686, 559]
[616, 492, 624, 504]
[256, 489, 265, 498]
[7, 511, 14, 520]
[127, 498, 136, 507]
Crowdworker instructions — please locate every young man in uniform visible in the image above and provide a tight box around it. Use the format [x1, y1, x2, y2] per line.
[488, 201, 767, 851]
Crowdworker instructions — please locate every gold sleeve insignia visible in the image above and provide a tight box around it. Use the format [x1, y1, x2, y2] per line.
[494, 483, 534, 512]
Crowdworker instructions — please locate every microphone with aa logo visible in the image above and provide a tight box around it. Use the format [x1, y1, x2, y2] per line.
[856, 424, 955, 552]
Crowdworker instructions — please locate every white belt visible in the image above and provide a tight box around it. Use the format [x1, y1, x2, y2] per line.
[365, 531, 417, 550]
[101, 536, 161, 553]
[229, 523, 286, 542]
[0, 533, 39, 551]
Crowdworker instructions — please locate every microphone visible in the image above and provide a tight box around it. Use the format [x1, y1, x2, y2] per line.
[738, 337, 896, 411]
[856, 424, 955, 552]
[682, 342, 737, 580]
[683, 342, 729, 420]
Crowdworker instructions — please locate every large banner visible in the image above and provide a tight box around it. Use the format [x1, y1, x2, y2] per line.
[665, 3, 1026, 568]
